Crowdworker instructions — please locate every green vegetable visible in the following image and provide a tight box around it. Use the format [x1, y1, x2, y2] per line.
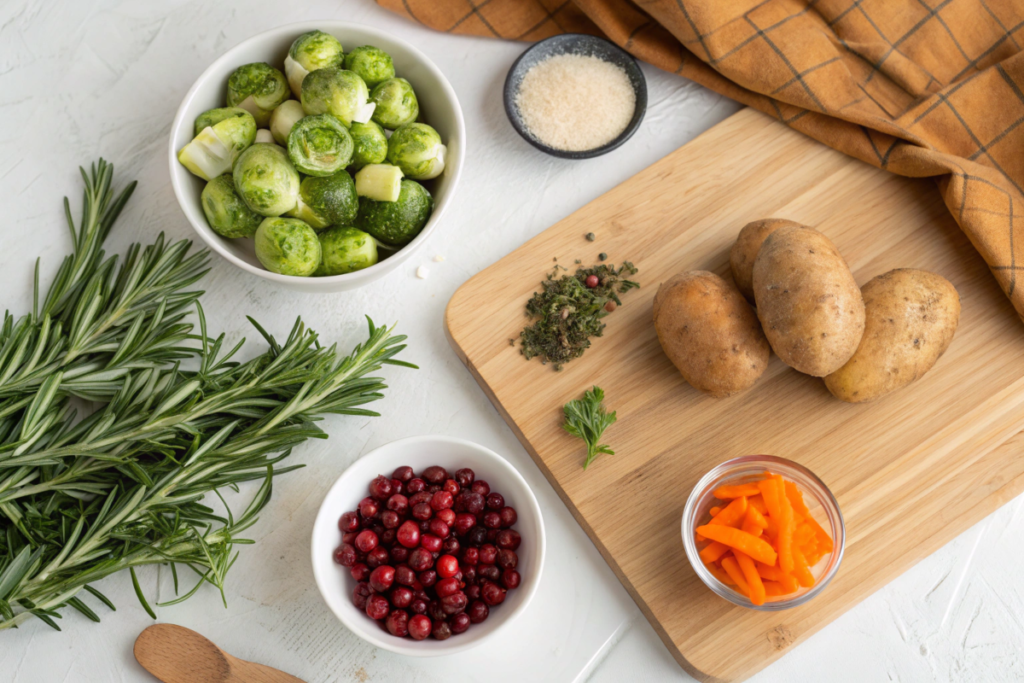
[178, 110, 257, 181]
[287, 114, 354, 177]
[356, 179, 433, 247]
[315, 226, 378, 276]
[562, 386, 617, 469]
[387, 122, 446, 180]
[348, 121, 389, 169]
[254, 217, 321, 276]
[0, 159, 415, 632]
[370, 77, 419, 129]
[232, 143, 300, 216]
[270, 100, 306, 145]
[344, 46, 395, 89]
[355, 164, 404, 202]
[288, 172, 358, 229]
[301, 68, 374, 127]
[194, 107, 251, 137]
[285, 30, 345, 96]
[226, 63, 289, 127]
[201, 175, 262, 238]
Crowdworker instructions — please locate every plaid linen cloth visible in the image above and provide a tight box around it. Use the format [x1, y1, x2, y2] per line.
[379, 0, 1024, 317]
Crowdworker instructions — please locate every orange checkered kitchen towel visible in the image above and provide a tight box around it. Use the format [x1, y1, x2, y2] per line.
[379, 0, 1024, 318]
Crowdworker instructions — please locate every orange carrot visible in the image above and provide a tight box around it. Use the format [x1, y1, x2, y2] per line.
[784, 480, 810, 516]
[696, 525, 778, 565]
[705, 560, 736, 586]
[710, 496, 748, 528]
[792, 547, 816, 587]
[741, 513, 763, 537]
[713, 482, 762, 499]
[795, 522, 816, 547]
[755, 562, 786, 581]
[762, 515, 779, 540]
[709, 506, 722, 517]
[747, 494, 768, 514]
[720, 554, 750, 596]
[777, 572, 800, 592]
[758, 478, 783, 523]
[762, 580, 785, 597]
[699, 541, 730, 564]
[774, 474, 796, 574]
[734, 551, 766, 605]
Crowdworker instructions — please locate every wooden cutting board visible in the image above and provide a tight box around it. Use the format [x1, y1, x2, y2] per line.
[444, 107, 1024, 681]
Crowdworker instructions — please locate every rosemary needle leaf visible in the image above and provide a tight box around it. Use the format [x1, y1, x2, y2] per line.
[562, 386, 618, 470]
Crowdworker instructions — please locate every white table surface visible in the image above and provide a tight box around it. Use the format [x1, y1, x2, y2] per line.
[1, 1, 1022, 681]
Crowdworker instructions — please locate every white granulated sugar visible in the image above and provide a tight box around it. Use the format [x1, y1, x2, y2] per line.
[515, 53, 636, 152]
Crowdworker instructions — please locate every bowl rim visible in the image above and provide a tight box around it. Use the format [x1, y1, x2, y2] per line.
[502, 33, 648, 160]
[681, 454, 846, 611]
[310, 434, 547, 656]
[167, 20, 465, 286]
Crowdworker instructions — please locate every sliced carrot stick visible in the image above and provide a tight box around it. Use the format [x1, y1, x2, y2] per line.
[709, 506, 722, 517]
[758, 478, 783, 522]
[710, 495, 748, 528]
[699, 541, 730, 564]
[777, 572, 799, 592]
[734, 551, 766, 605]
[720, 554, 750, 596]
[774, 474, 796, 574]
[713, 482, 762, 499]
[705, 560, 735, 586]
[696, 525, 778, 565]
[784, 480, 810, 517]
[762, 580, 785, 597]
[792, 547, 815, 587]
[762, 516, 779, 540]
[745, 505, 768, 529]
[795, 521, 816, 547]
[755, 562, 786, 582]
[747, 494, 768, 515]
[741, 511, 763, 537]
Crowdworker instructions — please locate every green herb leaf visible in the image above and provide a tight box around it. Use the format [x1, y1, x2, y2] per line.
[562, 386, 618, 470]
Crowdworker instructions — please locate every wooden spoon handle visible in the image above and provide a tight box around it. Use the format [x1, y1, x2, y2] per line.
[225, 658, 306, 683]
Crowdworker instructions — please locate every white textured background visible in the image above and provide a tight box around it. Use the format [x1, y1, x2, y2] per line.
[0, 1, 1021, 681]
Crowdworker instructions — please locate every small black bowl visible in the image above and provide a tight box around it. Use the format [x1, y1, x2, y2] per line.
[504, 34, 647, 159]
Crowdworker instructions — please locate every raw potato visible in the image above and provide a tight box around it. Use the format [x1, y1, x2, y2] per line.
[753, 226, 865, 376]
[730, 218, 804, 301]
[653, 271, 770, 398]
[824, 269, 960, 402]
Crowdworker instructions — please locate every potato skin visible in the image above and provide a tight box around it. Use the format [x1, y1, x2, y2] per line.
[730, 218, 804, 301]
[653, 271, 770, 398]
[824, 269, 960, 402]
[753, 226, 865, 376]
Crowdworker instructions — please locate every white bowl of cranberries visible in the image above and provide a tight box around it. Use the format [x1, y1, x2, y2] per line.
[311, 435, 546, 655]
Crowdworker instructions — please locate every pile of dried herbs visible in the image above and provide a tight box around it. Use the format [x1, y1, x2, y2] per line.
[517, 261, 638, 370]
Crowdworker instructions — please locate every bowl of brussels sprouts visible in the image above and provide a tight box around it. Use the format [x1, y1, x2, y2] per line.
[169, 22, 464, 292]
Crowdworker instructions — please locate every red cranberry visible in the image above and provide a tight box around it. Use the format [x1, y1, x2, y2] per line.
[462, 566, 478, 584]
[435, 577, 461, 598]
[432, 619, 452, 640]
[390, 479, 404, 496]
[390, 546, 409, 563]
[466, 492, 486, 515]
[408, 547, 434, 572]
[479, 544, 498, 565]
[585, 274, 600, 288]
[431, 491, 453, 511]
[380, 529, 396, 546]
[499, 507, 517, 528]
[353, 582, 372, 610]
[385, 609, 409, 637]
[468, 600, 489, 623]
[466, 526, 488, 547]
[369, 475, 393, 500]
[338, 511, 360, 533]
[409, 599, 427, 615]
[471, 480, 490, 496]
[365, 593, 390, 620]
[406, 478, 426, 494]
[381, 510, 401, 529]
[451, 612, 471, 634]
[486, 492, 505, 510]
[503, 568, 521, 589]
[466, 584, 482, 601]
[408, 614, 432, 640]
[461, 547, 480, 566]
[454, 513, 477, 535]
[496, 529, 521, 550]
[479, 564, 500, 582]
[442, 536, 460, 555]
[483, 511, 502, 529]
[334, 543, 357, 566]
[481, 581, 506, 606]
[350, 563, 370, 581]
[395, 565, 416, 586]
[436, 509, 456, 526]
[369, 565, 395, 592]
[441, 592, 468, 615]
[390, 586, 413, 609]
[358, 498, 379, 519]
[392, 465, 414, 482]
[496, 549, 518, 570]
[412, 502, 433, 521]
[418, 569, 438, 588]
[486, 528, 499, 542]
[422, 466, 448, 485]
[366, 546, 390, 568]
[428, 518, 450, 539]
[386, 494, 409, 515]
[354, 530, 378, 553]
[342, 531, 358, 545]
[455, 468, 475, 488]
[427, 600, 446, 621]
[409, 491, 432, 506]
[442, 479, 460, 496]
[420, 534, 443, 553]
[436, 554, 459, 578]
[396, 520, 421, 548]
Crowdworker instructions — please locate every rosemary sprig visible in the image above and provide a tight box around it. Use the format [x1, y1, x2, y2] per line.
[562, 386, 617, 470]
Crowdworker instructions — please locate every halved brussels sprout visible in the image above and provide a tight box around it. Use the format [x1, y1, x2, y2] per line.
[232, 143, 300, 216]
[301, 68, 375, 127]
[356, 179, 433, 247]
[344, 46, 395, 89]
[355, 163, 403, 202]
[201, 175, 262, 239]
[370, 78, 419, 129]
[315, 226, 378, 276]
[178, 110, 257, 181]
[255, 129, 275, 144]
[194, 107, 250, 137]
[284, 30, 345, 97]
[254, 217, 321, 276]
[386, 123, 446, 180]
[287, 114, 354, 177]
[287, 172, 358, 229]
[270, 100, 305, 145]
[227, 63, 289, 127]
[348, 121, 388, 169]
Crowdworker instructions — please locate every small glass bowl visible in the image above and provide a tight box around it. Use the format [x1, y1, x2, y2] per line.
[681, 455, 845, 611]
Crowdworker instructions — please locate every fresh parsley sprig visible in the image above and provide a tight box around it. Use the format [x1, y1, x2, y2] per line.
[562, 386, 617, 470]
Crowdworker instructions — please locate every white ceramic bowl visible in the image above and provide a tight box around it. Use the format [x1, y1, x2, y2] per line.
[311, 436, 545, 656]
[168, 22, 465, 293]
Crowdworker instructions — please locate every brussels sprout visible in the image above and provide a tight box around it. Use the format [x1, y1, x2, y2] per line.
[287, 172, 358, 229]
[270, 100, 305, 145]
[386, 123, 446, 180]
[315, 226, 378, 276]
[201, 175, 262, 239]
[232, 143, 300, 216]
[348, 121, 388, 169]
[178, 110, 257, 181]
[227, 63, 289, 127]
[301, 68, 375, 127]
[356, 179, 433, 247]
[254, 217, 321, 276]
[194, 107, 250, 137]
[355, 163, 403, 202]
[284, 30, 345, 97]
[287, 114, 354, 177]
[255, 129, 275, 144]
[370, 78, 419, 129]
[344, 46, 395, 89]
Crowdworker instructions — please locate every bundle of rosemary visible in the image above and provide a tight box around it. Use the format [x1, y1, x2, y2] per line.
[0, 160, 413, 632]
